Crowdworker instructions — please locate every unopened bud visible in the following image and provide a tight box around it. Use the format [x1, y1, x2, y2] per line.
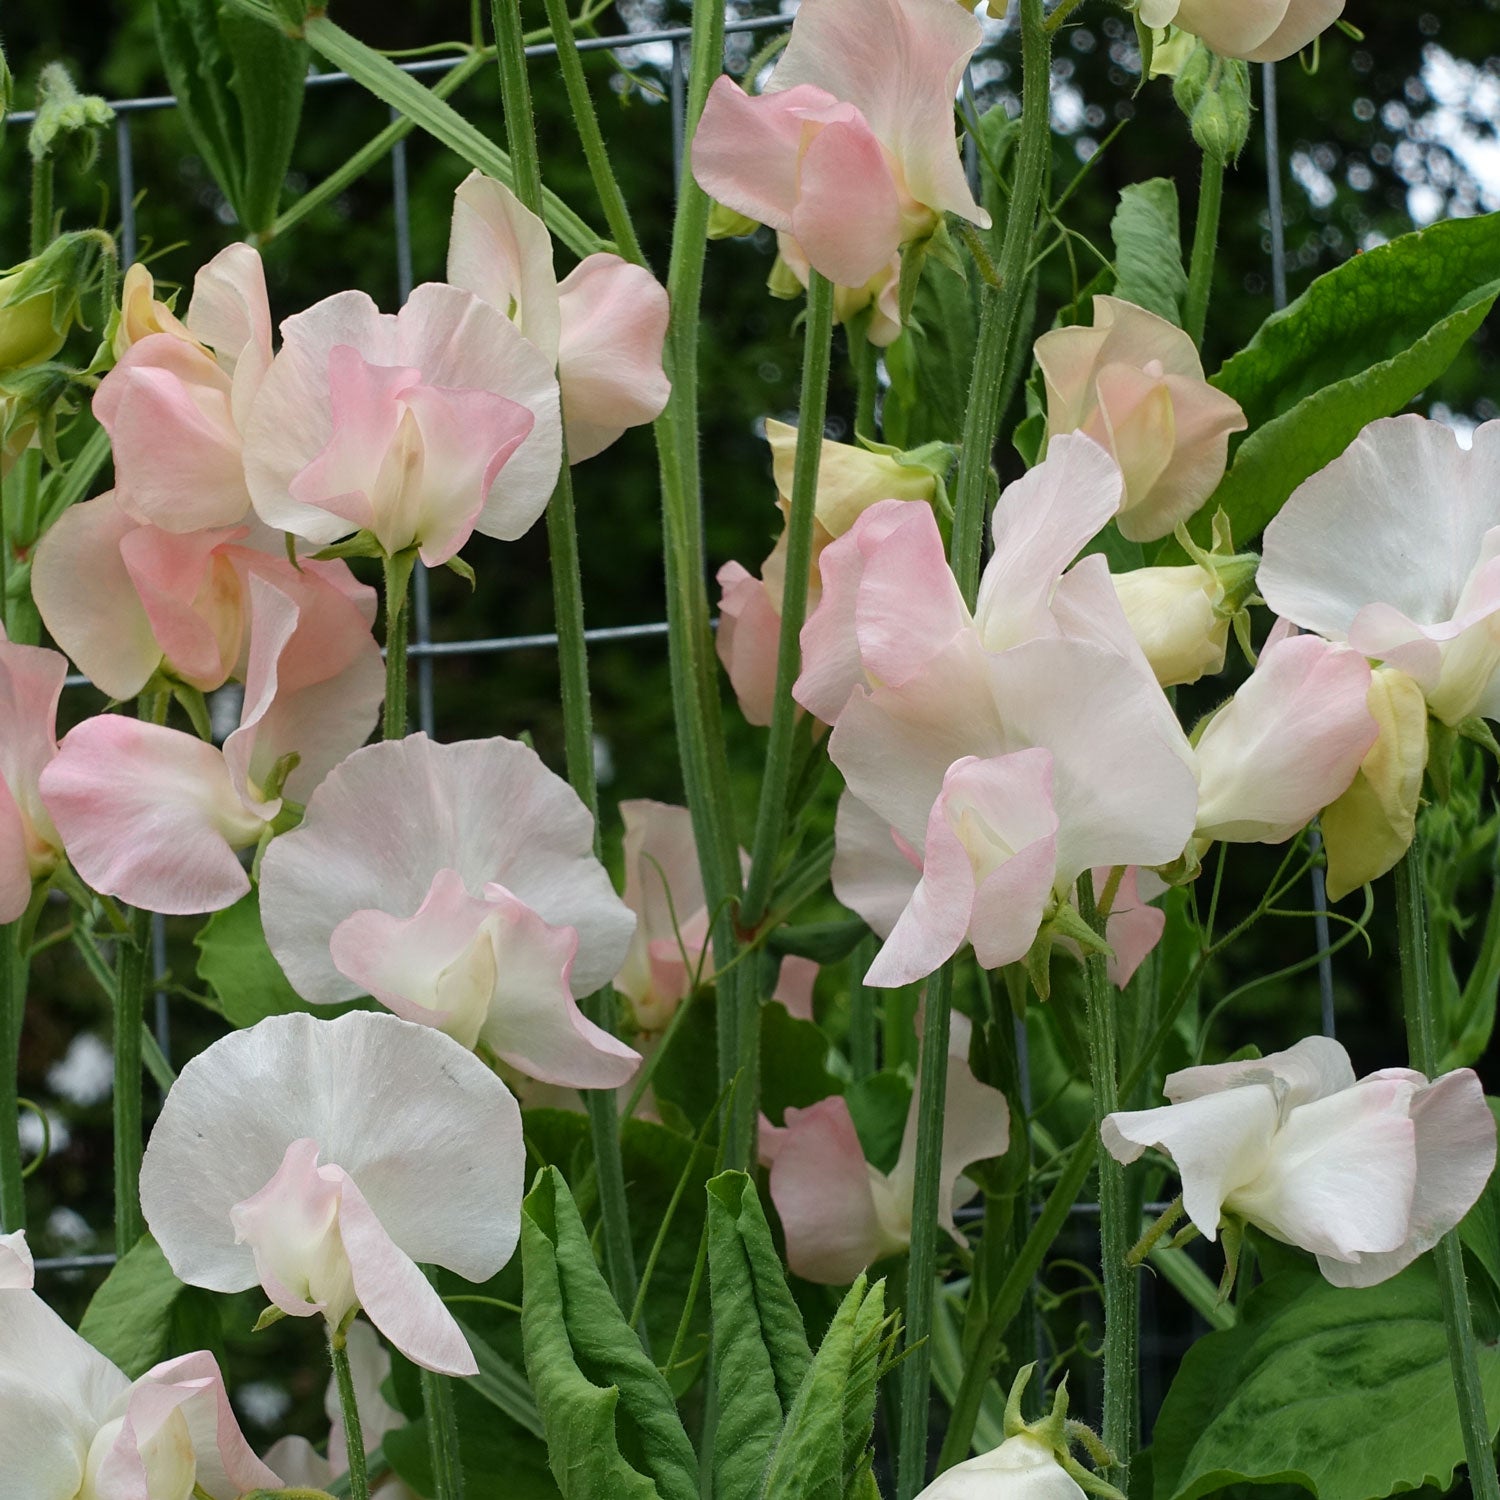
[0, 232, 107, 371]
[1173, 45, 1252, 164]
[28, 63, 113, 171]
[709, 202, 761, 240]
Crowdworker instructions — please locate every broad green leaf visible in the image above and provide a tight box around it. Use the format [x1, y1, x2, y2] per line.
[757, 1275, 888, 1500]
[521, 1167, 698, 1500]
[760, 1003, 843, 1125]
[1162, 212, 1500, 559]
[78, 1235, 209, 1378]
[1110, 178, 1188, 325]
[843, 1072, 911, 1176]
[456, 1317, 545, 1439]
[769, 917, 868, 965]
[706, 1172, 812, 1500]
[1151, 1262, 1500, 1500]
[194, 893, 357, 1027]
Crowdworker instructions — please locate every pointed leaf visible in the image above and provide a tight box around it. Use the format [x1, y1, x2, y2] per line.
[1110, 178, 1187, 326]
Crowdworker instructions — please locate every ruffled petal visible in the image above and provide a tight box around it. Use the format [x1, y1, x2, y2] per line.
[716, 561, 783, 728]
[789, 112, 905, 289]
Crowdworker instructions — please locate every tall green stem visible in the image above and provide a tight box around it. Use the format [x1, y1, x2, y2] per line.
[331, 1327, 372, 1500]
[1184, 152, 1224, 348]
[0, 922, 26, 1232]
[489, 0, 640, 1322]
[896, 962, 955, 1499]
[113, 903, 150, 1255]
[949, 0, 1051, 604]
[1396, 843, 1500, 1500]
[1079, 875, 1137, 1480]
[381, 552, 412, 742]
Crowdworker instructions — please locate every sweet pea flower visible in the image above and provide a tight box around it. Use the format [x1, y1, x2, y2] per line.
[1146, 0, 1344, 63]
[142, 1010, 525, 1376]
[765, 1014, 1008, 1284]
[0, 1229, 32, 1288]
[691, 0, 989, 288]
[0, 628, 66, 923]
[32, 489, 375, 701]
[1102, 1035, 1496, 1287]
[801, 438, 1198, 982]
[110, 262, 192, 362]
[770, 233, 902, 346]
[1034, 296, 1247, 542]
[243, 281, 560, 565]
[616, 799, 816, 1031]
[447, 171, 670, 463]
[263, 1319, 418, 1500]
[259, 734, 640, 1089]
[94, 243, 272, 532]
[1113, 562, 1235, 687]
[1191, 634, 1378, 846]
[40, 571, 383, 914]
[0, 1288, 281, 1497]
[1260, 416, 1500, 728]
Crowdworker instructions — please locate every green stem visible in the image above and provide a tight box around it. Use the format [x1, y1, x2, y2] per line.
[849, 934, 878, 1079]
[1395, 844, 1500, 1500]
[30, 155, 53, 257]
[896, 962, 955, 1499]
[1079, 874, 1137, 1481]
[331, 1328, 372, 1500]
[0, 922, 26, 1232]
[1184, 151, 1224, 348]
[948, 0, 1050, 605]
[536, 0, 644, 263]
[113, 903, 150, 1255]
[489, 0, 640, 1320]
[381, 551, 412, 741]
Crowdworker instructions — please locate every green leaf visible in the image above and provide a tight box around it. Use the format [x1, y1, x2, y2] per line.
[760, 1003, 842, 1126]
[78, 1234, 206, 1378]
[843, 1072, 912, 1177]
[521, 1166, 698, 1500]
[1151, 1262, 1500, 1500]
[194, 892, 358, 1027]
[455, 1317, 545, 1439]
[768, 918, 868, 965]
[1110, 178, 1188, 325]
[706, 1172, 813, 1500]
[1163, 212, 1500, 558]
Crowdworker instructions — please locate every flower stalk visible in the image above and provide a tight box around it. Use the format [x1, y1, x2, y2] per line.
[0, 919, 25, 1232]
[1185, 152, 1225, 347]
[330, 1326, 372, 1500]
[112, 902, 151, 1255]
[381, 549, 414, 742]
[1395, 842, 1500, 1500]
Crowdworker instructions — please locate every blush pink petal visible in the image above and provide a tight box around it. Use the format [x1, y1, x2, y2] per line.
[716, 561, 783, 728]
[95, 336, 249, 532]
[1101, 867, 1166, 987]
[0, 636, 65, 921]
[556, 254, 671, 462]
[790, 114, 904, 289]
[39, 717, 263, 914]
[182, 243, 274, 430]
[31, 493, 163, 699]
[259, 734, 635, 1006]
[831, 790, 923, 938]
[769, 1097, 893, 1284]
[772, 955, 819, 1021]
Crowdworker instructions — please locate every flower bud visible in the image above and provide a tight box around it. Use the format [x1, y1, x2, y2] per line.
[1173, 45, 1252, 164]
[1114, 565, 1229, 687]
[0, 232, 104, 371]
[109, 262, 195, 362]
[709, 202, 761, 239]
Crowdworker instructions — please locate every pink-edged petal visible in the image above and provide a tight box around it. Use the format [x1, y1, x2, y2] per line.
[1229, 1077, 1419, 1262]
[141, 1011, 525, 1294]
[1034, 322, 1113, 436]
[95, 335, 248, 532]
[259, 735, 635, 1007]
[31, 493, 163, 699]
[789, 114, 904, 289]
[556, 254, 670, 463]
[831, 790, 923, 939]
[0, 1229, 33, 1288]
[1136, 372, 1247, 540]
[1101, 867, 1166, 987]
[1102, 1086, 1281, 1240]
[0, 778, 27, 928]
[140, 1351, 283, 1499]
[772, 955, 818, 1021]
[976, 433, 1123, 651]
[769, 1097, 894, 1284]
[0, 637, 65, 909]
[40, 717, 263, 915]
[1194, 635, 1377, 845]
[768, 0, 987, 227]
[333, 1169, 478, 1376]
[447, 170, 562, 363]
[716, 560, 783, 728]
[692, 79, 834, 232]
[1320, 1068, 1497, 1287]
[864, 808, 974, 986]
[1094, 363, 1178, 531]
[184, 243, 273, 428]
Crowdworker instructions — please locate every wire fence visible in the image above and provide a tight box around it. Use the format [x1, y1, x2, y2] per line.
[15, 6, 1314, 1395]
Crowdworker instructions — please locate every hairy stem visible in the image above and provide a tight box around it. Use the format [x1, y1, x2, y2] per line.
[331, 1328, 372, 1500]
[381, 552, 412, 741]
[0, 922, 25, 1232]
[113, 903, 150, 1255]
[1184, 151, 1225, 347]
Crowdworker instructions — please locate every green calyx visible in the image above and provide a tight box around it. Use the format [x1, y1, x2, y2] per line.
[1003, 1364, 1127, 1500]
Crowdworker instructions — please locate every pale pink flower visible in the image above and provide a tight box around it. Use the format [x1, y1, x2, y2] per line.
[774, 233, 902, 346]
[1260, 416, 1500, 728]
[616, 799, 817, 1031]
[1151, 0, 1344, 62]
[243, 282, 560, 565]
[0, 1229, 32, 1289]
[691, 0, 989, 288]
[1192, 634, 1378, 846]
[141, 1010, 525, 1376]
[0, 1288, 280, 1496]
[32, 489, 375, 701]
[1034, 295, 1246, 542]
[39, 572, 383, 914]
[259, 734, 639, 1089]
[448, 171, 670, 463]
[0, 628, 66, 923]
[1103, 1035, 1496, 1287]
[765, 1014, 1008, 1284]
[94, 244, 272, 533]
